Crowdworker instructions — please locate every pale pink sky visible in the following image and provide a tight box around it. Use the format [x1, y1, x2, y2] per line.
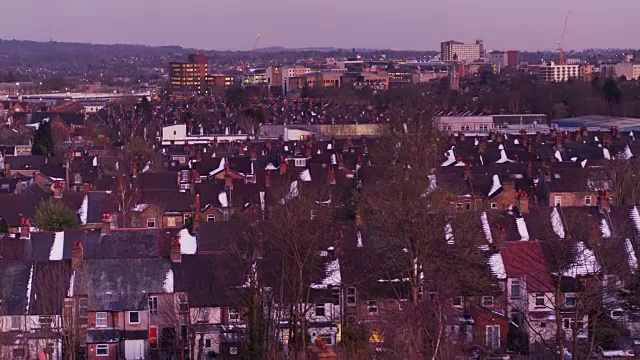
[2, 0, 639, 50]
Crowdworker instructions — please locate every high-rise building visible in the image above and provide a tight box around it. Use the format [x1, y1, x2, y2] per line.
[169, 54, 209, 93]
[441, 40, 484, 63]
[538, 62, 580, 83]
[506, 51, 519, 68]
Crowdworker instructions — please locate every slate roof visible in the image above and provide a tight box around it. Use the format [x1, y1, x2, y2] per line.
[137, 172, 178, 191]
[74, 258, 171, 311]
[0, 261, 31, 315]
[501, 241, 554, 292]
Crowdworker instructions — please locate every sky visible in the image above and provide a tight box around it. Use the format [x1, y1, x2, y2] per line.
[2, 0, 639, 51]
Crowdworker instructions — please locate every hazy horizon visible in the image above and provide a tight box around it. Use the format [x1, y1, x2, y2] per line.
[2, 0, 639, 52]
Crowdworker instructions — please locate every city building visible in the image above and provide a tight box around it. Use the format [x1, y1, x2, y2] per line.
[506, 51, 519, 68]
[538, 62, 580, 83]
[206, 74, 234, 88]
[169, 54, 209, 94]
[441, 40, 484, 63]
[282, 66, 312, 94]
[613, 62, 640, 80]
[242, 68, 267, 86]
[266, 66, 284, 89]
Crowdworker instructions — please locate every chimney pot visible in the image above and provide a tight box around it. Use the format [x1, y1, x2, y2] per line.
[20, 218, 30, 240]
[170, 236, 182, 262]
[71, 242, 83, 269]
[101, 213, 112, 236]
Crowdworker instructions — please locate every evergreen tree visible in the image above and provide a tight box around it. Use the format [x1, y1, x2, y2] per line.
[34, 199, 79, 231]
[32, 119, 55, 156]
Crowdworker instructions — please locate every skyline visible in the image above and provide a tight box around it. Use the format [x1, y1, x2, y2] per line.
[1, 0, 640, 51]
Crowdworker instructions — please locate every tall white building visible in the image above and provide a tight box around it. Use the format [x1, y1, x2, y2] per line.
[441, 40, 484, 63]
[487, 51, 507, 67]
[538, 62, 580, 83]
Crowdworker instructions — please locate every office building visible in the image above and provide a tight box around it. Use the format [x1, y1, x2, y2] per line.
[169, 54, 209, 93]
[441, 40, 484, 63]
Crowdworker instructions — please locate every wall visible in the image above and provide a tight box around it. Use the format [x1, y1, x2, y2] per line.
[548, 192, 596, 207]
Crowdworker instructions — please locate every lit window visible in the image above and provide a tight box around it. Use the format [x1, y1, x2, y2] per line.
[96, 312, 107, 327]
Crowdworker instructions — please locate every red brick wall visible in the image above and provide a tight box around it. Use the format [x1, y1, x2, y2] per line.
[549, 192, 596, 207]
[87, 343, 118, 360]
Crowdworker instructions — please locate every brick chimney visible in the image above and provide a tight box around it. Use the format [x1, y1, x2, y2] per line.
[52, 181, 64, 199]
[517, 190, 529, 214]
[71, 242, 83, 269]
[333, 230, 345, 257]
[588, 224, 601, 244]
[20, 218, 30, 240]
[194, 194, 201, 230]
[355, 206, 363, 228]
[337, 154, 344, 170]
[265, 170, 271, 188]
[170, 236, 181, 263]
[279, 156, 287, 175]
[598, 190, 611, 213]
[3, 162, 9, 177]
[502, 180, 515, 194]
[101, 213, 112, 236]
[16, 179, 23, 194]
[132, 162, 138, 178]
[250, 147, 258, 161]
[495, 225, 506, 249]
[328, 166, 336, 185]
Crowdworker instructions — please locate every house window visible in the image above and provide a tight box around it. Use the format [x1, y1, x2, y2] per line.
[491, 203, 498, 209]
[96, 344, 109, 356]
[510, 280, 521, 299]
[230, 347, 238, 355]
[565, 293, 576, 308]
[486, 325, 500, 349]
[318, 334, 333, 345]
[146, 218, 156, 228]
[584, 196, 592, 206]
[535, 293, 545, 307]
[294, 158, 306, 167]
[207, 214, 216, 222]
[367, 300, 378, 314]
[222, 211, 229, 221]
[96, 312, 107, 327]
[11, 316, 21, 330]
[229, 308, 239, 322]
[452, 297, 463, 308]
[554, 196, 562, 206]
[196, 308, 209, 322]
[183, 214, 192, 224]
[149, 296, 158, 315]
[128, 311, 140, 324]
[167, 217, 177, 227]
[482, 296, 494, 307]
[310, 209, 318, 220]
[205, 339, 212, 348]
[331, 288, 340, 305]
[315, 304, 326, 317]
[346, 287, 357, 306]
[563, 318, 571, 329]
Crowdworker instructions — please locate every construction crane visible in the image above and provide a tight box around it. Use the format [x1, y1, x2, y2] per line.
[239, 33, 262, 73]
[557, 12, 570, 65]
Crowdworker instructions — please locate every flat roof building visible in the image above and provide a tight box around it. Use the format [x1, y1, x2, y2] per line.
[169, 54, 209, 94]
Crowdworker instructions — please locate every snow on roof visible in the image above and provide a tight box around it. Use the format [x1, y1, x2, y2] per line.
[92, 156, 98, 167]
[311, 259, 341, 289]
[26, 264, 33, 312]
[299, 169, 312, 182]
[625, 238, 638, 272]
[265, 163, 278, 171]
[622, 145, 634, 160]
[488, 253, 506, 279]
[601, 218, 612, 238]
[280, 181, 299, 204]
[515, 217, 530, 241]
[496, 149, 514, 164]
[163, 269, 174, 293]
[179, 228, 197, 255]
[330, 153, 337, 165]
[630, 207, 640, 234]
[554, 150, 563, 162]
[441, 146, 456, 167]
[427, 174, 437, 194]
[209, 157, 226, 176]
[218, 191, 229, 208]
[550, 207, 565, 238]
[481, 212, 493, 243]
[132, 203, 150, 212]
[49, 232, 65, 261]
[445, 223, 454, 245]
[601, 350, 634, 357]
[78, 194, 88, 226]
[563, 241, 600, 277]
[488, 175, 502, 198]
[603, 147, 611, 160]
[581, 159, 588, 168]
[356, 231, 363, 248]
[67, 270, 75, 297]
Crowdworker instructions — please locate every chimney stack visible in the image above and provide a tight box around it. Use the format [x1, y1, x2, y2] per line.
[333, 231, 345, 257]
[20, 218, 30, 240]
[52, 181, 64, 199]
[518, 190, 529, 214]
[502, 180, 515, 194]
[265, 170, 271, 188]
[328, 167, 336, 185]
[194, 194, 201, 230]
[101, 213, 112, 236]
[588, 224, 601, 244]
[598, 190, 611, 213]
[170, 236, 182, 263]
[16, 179, 23, 194]
[337, 154, 344, 170]
[495, 225, 506, 249]
[71, 242, 83, 269]
[250, 147, 258, 161]
[3, 162, 9, 177]
[279, 156, 287, 175]
[132, 163, 138, 178]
